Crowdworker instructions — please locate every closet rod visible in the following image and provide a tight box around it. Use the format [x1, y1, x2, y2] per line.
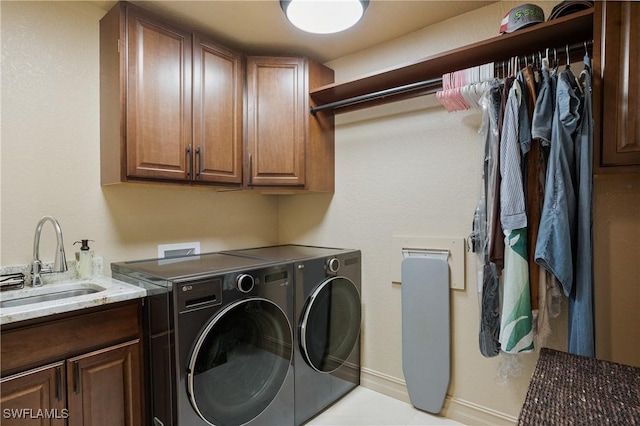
[310, 78, 443, 115]
[310, 39, 593, 115]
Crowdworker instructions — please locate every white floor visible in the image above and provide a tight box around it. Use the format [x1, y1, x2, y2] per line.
[305, 387, 463, 426]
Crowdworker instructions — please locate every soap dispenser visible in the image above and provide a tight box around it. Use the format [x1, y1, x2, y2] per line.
[74, 239, 94, 279]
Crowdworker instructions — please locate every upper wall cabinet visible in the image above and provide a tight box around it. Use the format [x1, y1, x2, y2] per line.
[100, 3, 243, 186]
[246, 57, 335, 192]
[193, 35, 243, 184]
[594, 0, 640, 173]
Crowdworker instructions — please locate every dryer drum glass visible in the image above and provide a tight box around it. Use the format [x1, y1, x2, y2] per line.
[188, 299, 292, 426]
[302, 277, 361, 372]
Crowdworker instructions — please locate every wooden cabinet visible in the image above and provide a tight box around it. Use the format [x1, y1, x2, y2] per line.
[594, 0, 640, 172]
[193, 35, 243, 184]
[246, 56, 335, 191]
[66, 340, 141, 426]
[1, 362, 66, 426]
[101, 2, 335, 192]
[100, 3, 243, 186]
[0, 301, 144, 425]
[124, 5, 192, 182]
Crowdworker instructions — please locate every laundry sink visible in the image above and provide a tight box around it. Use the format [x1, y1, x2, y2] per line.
[0, 283, 106, 309]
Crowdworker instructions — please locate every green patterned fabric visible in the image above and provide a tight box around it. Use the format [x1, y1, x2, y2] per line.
[500, 228, 534, 353]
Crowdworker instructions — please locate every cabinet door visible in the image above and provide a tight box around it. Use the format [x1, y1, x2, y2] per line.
[595, 1, 640, 169]
[193, 36, 243, 185]
[246, 57, 306, 186]
[126, 7, 193, 181]
[66, 339, 142, 426]
[0, 362, 66, 426]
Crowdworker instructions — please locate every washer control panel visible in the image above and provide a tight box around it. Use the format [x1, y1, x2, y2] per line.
[177, 278, 223, 313]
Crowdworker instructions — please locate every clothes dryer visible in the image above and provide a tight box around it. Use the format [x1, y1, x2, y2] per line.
[112, 253, 295, 426]
[227, 245, 362, 425]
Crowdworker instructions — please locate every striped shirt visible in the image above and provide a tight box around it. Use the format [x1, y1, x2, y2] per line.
[500, 79, 528, 231]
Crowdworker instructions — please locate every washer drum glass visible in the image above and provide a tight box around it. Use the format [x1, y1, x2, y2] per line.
[187, 298, 293, 426]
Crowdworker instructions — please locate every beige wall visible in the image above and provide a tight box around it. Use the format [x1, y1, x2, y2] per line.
[594, 175, 640, 367]
[1, 0, 597, 424]
[0, 1, 279, 268]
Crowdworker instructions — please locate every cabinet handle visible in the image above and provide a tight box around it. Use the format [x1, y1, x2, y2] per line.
[187, 144, 193, 180]
[196, 146, 202, 180]
[56, 365, 63, 401]
[248, 153, 253, 186]
[73, 362, 81, 395]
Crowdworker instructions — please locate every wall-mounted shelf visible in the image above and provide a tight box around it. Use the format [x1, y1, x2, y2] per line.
[310, 8, 593, 113]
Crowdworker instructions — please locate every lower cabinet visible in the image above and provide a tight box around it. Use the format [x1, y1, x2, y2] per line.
[0, 301, 144, 426]
[1, 362, 66, 426]
[67, 340, 142, 426]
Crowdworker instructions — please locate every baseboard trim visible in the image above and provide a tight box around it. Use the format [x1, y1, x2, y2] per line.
[360, 367, 518, 425]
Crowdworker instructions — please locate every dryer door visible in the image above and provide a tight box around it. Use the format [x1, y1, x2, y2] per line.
[300, 276, 361, 373]
[187, 298, 292, 426]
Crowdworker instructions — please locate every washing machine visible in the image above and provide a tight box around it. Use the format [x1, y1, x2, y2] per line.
[226, 245, 362, 425]
[112, 252, 295, 426]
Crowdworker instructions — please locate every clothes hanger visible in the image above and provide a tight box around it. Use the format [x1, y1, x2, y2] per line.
[565, 44, 585, 94]
[584, 41, 589, 58]
[579, 41, 591, 91]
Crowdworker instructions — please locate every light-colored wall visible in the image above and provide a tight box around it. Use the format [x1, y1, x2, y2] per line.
[0, 1, 279, 269]
[279, 1, 568, 423]
[1, 0, 594, 424]
[594, 175, 640, 367]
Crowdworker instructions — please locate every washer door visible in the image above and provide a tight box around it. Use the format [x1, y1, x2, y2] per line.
[187, 298, 292, 426]
[300, 277, 361, 373]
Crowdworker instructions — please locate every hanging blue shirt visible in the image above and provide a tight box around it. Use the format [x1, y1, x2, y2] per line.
[569, 56, 595, 357]
[535, 68, 581, 297]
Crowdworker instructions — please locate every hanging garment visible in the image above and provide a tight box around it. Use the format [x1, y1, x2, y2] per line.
[531, 60, 555, 146]
[535, 67, 582, 297]
[477, 82, 503, 358]
[499, 79, 534, 354]
[489, 78, 514, 273]
[541, 68, 564, 323]
[520, 66, 543, 313]
[569, 55, 595, 357]
[500, 80, 527, 230]
[530, 61, 559, 345]
[500, 229, 535, 353]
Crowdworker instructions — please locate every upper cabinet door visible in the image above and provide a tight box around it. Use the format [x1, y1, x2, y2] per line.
[126, 7, 192, 180]
[595, 0, 640, 171]
[193, 36, 243, 184]
[246, 57, 306, 187]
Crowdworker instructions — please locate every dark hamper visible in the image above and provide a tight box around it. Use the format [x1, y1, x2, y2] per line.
[517, 347, 640, 425]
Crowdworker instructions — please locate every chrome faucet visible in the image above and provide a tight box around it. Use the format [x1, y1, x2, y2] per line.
[31, 215, 68, 287]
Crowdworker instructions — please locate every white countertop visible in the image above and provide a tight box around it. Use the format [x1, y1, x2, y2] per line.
[0, 275, 146, 325]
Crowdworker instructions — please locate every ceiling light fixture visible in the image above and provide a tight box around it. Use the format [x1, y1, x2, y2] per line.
[280, 0, 370, 34]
